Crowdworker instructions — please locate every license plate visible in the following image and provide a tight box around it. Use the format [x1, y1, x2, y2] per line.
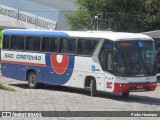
[129, 86, 147, 92]
[129, 88, 147, 92]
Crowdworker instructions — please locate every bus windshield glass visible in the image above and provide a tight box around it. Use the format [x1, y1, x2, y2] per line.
[115, 40, 156, 77]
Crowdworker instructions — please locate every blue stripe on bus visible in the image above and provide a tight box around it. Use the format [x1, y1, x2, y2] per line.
[45, 53, 52, 67]
[3, 29, 69, 37]
[2, 54, 75, 85]
[45, 54, 75, 85]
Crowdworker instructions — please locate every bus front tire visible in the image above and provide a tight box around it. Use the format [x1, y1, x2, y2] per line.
[28, 71, 38, 89]
[122, 92, 129, 97]
[90, 79, 97, 97]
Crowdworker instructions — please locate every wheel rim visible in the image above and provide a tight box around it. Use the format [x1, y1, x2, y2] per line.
[30, 74, 36, 87]
[90, 80, 96, 96]
[90, 81, 93, 93]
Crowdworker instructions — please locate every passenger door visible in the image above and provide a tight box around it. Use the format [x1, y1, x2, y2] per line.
[100, 49, 114, 92]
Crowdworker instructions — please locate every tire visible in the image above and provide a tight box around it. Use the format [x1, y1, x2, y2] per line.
[122, 92, 129, 97]
[28, 71, 38, 89]
[90, 79, 97, 97]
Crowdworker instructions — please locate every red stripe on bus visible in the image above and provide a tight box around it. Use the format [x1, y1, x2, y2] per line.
[113, 82, 156, 93]
[1, 60, 46, 67]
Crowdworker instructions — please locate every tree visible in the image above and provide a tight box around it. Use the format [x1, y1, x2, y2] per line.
[65, 9, 91, 30]
[65, 0, 160, 32]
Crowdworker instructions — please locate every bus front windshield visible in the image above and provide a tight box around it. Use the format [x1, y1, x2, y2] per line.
[115, 40, 156, 77]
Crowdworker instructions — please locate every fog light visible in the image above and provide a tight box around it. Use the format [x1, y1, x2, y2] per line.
[151, 83, 156, 86]
[120, 84, 122, 87]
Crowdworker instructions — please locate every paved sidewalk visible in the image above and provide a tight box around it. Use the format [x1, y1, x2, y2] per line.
[0, 73, 160, 120]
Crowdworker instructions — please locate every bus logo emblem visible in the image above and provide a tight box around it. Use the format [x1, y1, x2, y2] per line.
[50, 54, 69, 74]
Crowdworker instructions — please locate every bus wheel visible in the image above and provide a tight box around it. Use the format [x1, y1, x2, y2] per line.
[90, 79, 97, 97]
[28, 71, 38, 89]
[122, 92, 129, 97]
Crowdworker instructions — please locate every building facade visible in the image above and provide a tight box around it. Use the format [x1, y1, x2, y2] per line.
[0, 0, 77, 30]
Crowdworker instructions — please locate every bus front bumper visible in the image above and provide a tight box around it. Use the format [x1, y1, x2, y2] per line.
[113, 82, 157, 93]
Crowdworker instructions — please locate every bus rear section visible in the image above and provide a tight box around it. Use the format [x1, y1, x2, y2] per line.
[99, 39, 157, 97]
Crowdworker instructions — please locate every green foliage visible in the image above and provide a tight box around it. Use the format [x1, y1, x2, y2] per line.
[66, 0, 160, 32]
[0, 83, 16, 91]
[65, 9, 91, 30]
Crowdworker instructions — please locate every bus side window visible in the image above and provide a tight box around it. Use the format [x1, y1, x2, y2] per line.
[42, 37, 50, 52]
[78, 39, 98, 56]
[3, 35, 10, 49]
[84, 40, 91, 54]
[99, 50, 105, 69]
[17, 36, 25, 50]
[77, 39, 84, 54]
[42, 37, 59, 53]
[59, 38, 76, 54]
[99, 49, 114, 73]
[68, 39, 75, 54]
[50, 37, 59, 53]
[98, 40, 114, 73]
[106, 51, 114, 71]
[11, 36, 18, 49]
[59, 38, 68, 53]
[26, 37, 34, 51]
[26, 36, 40, 51]
[34, 37, 40, 51]
[84, 40, 97, 55]
[11, 36, 24, 50]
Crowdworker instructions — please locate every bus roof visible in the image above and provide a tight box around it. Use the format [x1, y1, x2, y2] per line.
[3, 29, 152, 41]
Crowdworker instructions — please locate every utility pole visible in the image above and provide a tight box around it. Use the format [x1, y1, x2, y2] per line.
[17, 9, 19, 22]
[35, 14, 38, 29]
[94, 15, 99, 30]
[93, 12, 113, 31]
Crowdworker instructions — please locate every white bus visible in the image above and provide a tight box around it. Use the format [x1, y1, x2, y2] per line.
[1, 29, 157, 97]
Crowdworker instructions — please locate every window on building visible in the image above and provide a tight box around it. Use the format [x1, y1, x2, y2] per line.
[8, 10, 17, 18]
[0, 7, 7, 15]
[47, 22, 56, 30]
[27, 16, 36, 25]
[18, 13, 27, 22]
[37, 19, 46, 28]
